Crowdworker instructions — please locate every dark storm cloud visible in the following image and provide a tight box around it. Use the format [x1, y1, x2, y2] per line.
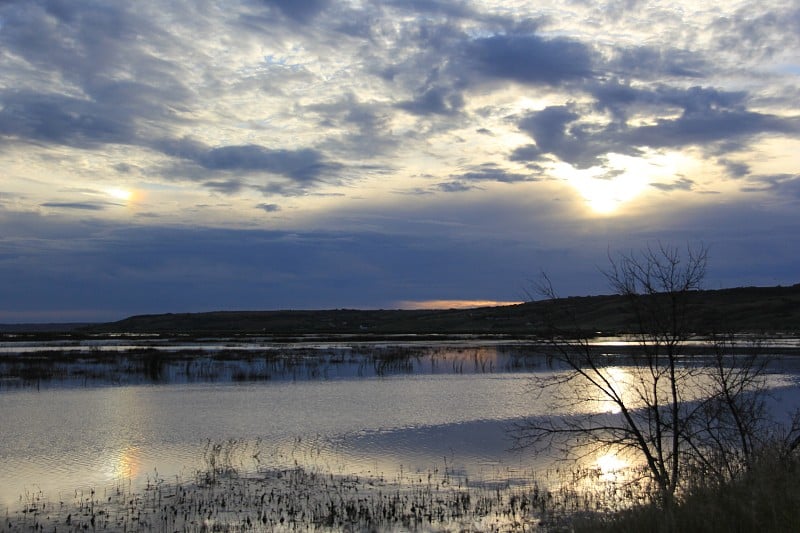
[258, 0, 330, 22]
[509, 144, 544, 163]
[200, 146, 329, 180]
[154, 138, 337, 183]
[622, 108, 798, 150]
[397, 87, 465, 116]
[257, 203, 281, 212]
[741, 174, 800, 198]
[203, 180, 245, 195]
[409, 161, 542, 195]
[40, 201, 116, 211]
[435, 181, 477, 193]
[369, 20, 596, 128]
[0, 92, 136, 148]
[516, 105, 631, 168]
[454, 164, 534, 183]
[464, 34, 594, 85]
[589, 82, 748, 122]
[0, 82, 183, 148]
[515, 87, 800, 168]
[382, 0, 480, 20]
[719, 159, 751, 179]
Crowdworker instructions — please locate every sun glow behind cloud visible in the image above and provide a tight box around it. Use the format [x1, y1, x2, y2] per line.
[553, 151, 689, 215]
[106, 188, 134, 202]
[398, 300, 524, 310]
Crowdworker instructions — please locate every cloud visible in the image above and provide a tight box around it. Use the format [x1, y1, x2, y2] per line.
[307, 95, 397, 157]
[718, 159, 751, 179]
[382, 0, 480, 20]
[257, 203, 281, 212]
[516, 105, 630, 168]
[153, 138, 338, 183]
[435, 181, 480, 193]
[2, 177, 800, 321]
[257, 0, 330, 22]
[464, 34, 594, 85]
[203, 180, 245, 195]
[0, 1, 188, 145]
[397, 87, 465, 116]
[650, 177, 695, 191]
[0, 0, 799, 321]
[741, 174, 800, 198]
[710, 6, 800, 63]
[509, 144, 544, 163]
[40, 201, 117, 211]
[201, 146, 329, 179]
[609, 46, 707, 79]
[454, 164, 535, 183]
[515, 87, 800, 168]
[0, 92, 136, 148]
[589, 82, 749, 121]
[621, 108, 799, 150]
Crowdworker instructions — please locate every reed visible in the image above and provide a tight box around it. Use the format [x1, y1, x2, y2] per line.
[3, 443, 648, 532]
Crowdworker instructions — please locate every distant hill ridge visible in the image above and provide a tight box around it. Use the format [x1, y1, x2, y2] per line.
[81, 284, 800, 336]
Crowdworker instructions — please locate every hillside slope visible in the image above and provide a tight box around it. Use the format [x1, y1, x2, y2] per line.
[84, 284, 800, 336]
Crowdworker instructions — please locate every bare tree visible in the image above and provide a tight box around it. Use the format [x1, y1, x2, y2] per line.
[513, 243, 774, 508]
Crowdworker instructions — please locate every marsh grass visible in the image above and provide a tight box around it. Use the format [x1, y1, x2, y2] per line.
[0, 344, 551, 389]
[570, 448, 800, 532]
[2, 441, 652, 532]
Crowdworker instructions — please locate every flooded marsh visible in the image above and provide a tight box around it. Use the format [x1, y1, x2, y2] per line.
[2, 337, 800, 530]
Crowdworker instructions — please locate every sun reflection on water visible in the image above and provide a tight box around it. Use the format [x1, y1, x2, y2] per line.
[596, 451, 628, 481]
[599, 366, 628, 414]
[105, 446, 142, 480]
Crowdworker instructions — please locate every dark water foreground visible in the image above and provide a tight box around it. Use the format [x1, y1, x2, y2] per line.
[3, 455, 635, 532]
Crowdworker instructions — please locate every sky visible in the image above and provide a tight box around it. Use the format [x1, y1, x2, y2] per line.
[0, 0, 798, 323]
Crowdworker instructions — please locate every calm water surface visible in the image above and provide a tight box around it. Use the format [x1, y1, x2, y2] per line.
[2, 344, 799, 510]
[1, 373, 541, 508]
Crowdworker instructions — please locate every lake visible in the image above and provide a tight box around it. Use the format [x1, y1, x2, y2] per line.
[2, 338, 800, 516]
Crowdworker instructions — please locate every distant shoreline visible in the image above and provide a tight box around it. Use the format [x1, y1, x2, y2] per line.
[2, 284, 799, 336]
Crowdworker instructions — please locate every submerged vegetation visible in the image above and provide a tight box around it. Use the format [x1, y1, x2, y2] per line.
[0, 343, 553, 389]
[2, 438, 654, 532]
[4, 440, 800, 531]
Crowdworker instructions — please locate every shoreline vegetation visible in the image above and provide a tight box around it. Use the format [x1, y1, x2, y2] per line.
[1, 283, 799, 337]
[5, 442, 798, 532]
[2, 341, 799, 391]
[2, 441, 643, 533]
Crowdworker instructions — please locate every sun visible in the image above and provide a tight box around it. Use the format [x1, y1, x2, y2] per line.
[551, 151, 684, 215]
[552, 162, 645, 215]
[574, 176, 640, 215]
[106, 187, 134, 202]
[595, 451, 628, 481]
